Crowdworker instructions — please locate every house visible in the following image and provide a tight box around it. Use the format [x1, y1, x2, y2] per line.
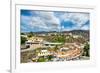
[43, 41, 62, 48]
[37, 49, 51, 56]
[55, 43, 82, 60]
[60, 47, 70, 51]
[25, 37, 44, 49]
[27, 37, 43, 43]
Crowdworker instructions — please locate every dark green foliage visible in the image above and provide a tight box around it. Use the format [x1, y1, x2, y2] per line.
[48, 55, 53, 60]
[82, 43, 90, 57]
[21, 36, 27, 44]
[27, 31, 34, 38]
[44, 34, 66, 43]
[21, 32, 25, 35]
[37, 57, 47, 62]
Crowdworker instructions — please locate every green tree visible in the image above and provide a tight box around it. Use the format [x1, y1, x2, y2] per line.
[82, 42, 90, 57]
[54, 45, 59, 51]
[27, 31, 34, 38]
[37, 57, 47, 62]
[48, 55, 53, 61]
[21, 36, 27, 44]
[21, 32, 25, 35]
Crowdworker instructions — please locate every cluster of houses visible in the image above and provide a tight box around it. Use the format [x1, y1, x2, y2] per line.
[55, 43, 83, 60]
[25, 37, 62, 49]
[21, 35, 83, 62]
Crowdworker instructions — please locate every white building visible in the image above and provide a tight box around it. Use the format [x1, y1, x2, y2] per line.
[37, 50, 51, 56]
[60, 47, 70, 51]
[43, 41, 62, 47]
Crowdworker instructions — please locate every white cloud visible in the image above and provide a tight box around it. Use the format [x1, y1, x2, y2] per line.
[30, 17, 48, 29]
[21, 11, 89, 32]
[21, 15, 32, 25]
[21, 15, 49, 31]
[61, 25, 78, 31]
[60, 12, 89, 27]
[80, 25, 89, 30]
[30, 11, 60, 31]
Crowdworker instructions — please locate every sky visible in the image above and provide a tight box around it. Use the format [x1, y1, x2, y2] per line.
[21, 10, 90, 32]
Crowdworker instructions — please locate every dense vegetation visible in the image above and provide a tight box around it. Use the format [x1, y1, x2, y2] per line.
[21, 30, 90, 63]
[21, 36, 27, 44]
[44, 34, 66, 43]
[27, 31, 34, 38]
[82, 42, 90, 57]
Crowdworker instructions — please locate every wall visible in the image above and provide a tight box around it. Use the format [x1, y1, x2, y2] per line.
[0, 0, 100, 73]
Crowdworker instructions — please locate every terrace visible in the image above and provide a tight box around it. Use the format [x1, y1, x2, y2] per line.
[55, 43, 83, 60]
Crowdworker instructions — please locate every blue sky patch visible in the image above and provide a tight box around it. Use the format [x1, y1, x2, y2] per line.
[21, 10, 90, 32]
